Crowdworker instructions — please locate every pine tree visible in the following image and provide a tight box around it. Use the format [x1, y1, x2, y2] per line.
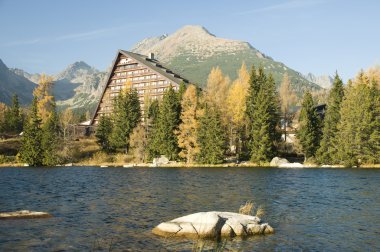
[0, 103, 7, 134]
[297, 91, 321, 161]
[246, 67, 280, 163]
[41, 101, 60, 166]
[197, 104, 227, 164]
[95, 115, 113, 152]
[148, 86, 181, 160]
[177, 85, 200, 163]
[316, 73, 344, 164]
[334, 73, 380, 166]
[19, 97, 43, 166]
[109, 88, 141, 152]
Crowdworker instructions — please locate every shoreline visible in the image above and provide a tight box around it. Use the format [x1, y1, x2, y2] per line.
[1, 162, 380, 169]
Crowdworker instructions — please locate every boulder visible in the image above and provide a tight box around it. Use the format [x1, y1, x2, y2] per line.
[152, 211, 274, 239]
[270, 157, 289, 167]
[0, 210, 52, 220]
[152, 155, 169, 166]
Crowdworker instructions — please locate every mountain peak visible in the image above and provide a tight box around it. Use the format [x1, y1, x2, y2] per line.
[174, 25, 214, 37]
[56, 61, 97, 81]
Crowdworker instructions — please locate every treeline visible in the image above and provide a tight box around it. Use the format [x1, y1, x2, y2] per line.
[0, 74, 91, 166]
[298, 69, 380, 167]
[96, 64, 283, 164]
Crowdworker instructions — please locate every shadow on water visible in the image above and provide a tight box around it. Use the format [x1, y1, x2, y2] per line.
[0, 167, 379, 251]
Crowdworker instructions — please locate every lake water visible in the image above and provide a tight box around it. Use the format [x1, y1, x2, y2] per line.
[0, 167, 379, 251]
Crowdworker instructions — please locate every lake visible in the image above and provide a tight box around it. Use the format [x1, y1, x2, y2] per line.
[0, 167, 379, 251]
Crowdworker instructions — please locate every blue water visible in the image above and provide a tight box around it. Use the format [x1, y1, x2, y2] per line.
[0, 167, 379, 251]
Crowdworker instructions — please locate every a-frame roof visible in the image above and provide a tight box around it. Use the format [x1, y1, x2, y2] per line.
[90, 50, 189, 125]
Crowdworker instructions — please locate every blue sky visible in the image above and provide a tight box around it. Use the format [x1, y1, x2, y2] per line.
[0, 0, 379, 81]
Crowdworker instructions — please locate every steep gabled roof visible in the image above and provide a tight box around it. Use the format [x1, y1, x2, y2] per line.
[90, 50, 189, 125]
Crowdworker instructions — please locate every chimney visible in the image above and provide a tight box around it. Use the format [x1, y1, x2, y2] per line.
[148, 52, 154, 60]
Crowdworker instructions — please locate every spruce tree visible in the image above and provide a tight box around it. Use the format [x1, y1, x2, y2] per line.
[316, 73, 344, 164]
[335, 74, 380, 166]
[148, 86, 181, 160]
[297, 91, 321, 161]
[109, 89, 141, 152]
[246, 67, 280, 163]
[19, 97, 43, 166]
[8, 94, 23, 133]
[95, 115, 113, 152]
[41, 101, 60, 166]
[197, 105, 227, 164]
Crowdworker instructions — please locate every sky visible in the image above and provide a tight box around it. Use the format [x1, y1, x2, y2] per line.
[0, 0, 379, 81]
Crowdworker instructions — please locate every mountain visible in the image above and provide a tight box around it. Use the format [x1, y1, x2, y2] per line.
[131, 25, 321, 93]
[304, 73, 334, 89]
[9, 61, 108, 112]
[53, 61, 108, 111]
[0, 59, 36, 105]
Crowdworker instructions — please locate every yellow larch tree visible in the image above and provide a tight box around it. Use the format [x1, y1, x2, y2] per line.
[365, 65, 380, 89]
[177, 84, 200, 163]
[226, 63, 250, 154]
[33, 74, 55, 123]
[205, 66, 230, 121]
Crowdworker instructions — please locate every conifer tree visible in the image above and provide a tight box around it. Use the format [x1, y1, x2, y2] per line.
[246, 67, 280, 163]
[33, 74, 55, 123]
[41, 101, 60, 166]
[197, 104, 227, 164]
[279, 73, 296, 143]
[297, 91, 321, 161]
[334, 73, 380, 166]
[109, 88, 141, 152]
[0, 103, 7, 134]
[177, 85, 200, 163]
[19, 97, 43, 166]
[316, 73, 344, 164]
[148, 86, 181, 160]
[7, 94, 23, 133]
[95, 115, 113, 152]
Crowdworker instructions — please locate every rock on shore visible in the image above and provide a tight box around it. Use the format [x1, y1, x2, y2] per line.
[152, 211, 274, 239]
[0, 210, 52, 219]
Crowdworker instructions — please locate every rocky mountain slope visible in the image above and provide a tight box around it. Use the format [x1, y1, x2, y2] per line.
[131, 25, 321, 93]
[304, 73, 334, 89]
[0, 59, 36, 105]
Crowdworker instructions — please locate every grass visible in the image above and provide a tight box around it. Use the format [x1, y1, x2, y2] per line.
[239, 200, 265, 218]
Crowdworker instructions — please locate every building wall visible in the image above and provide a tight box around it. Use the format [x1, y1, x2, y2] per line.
[93, 53, 180, 125]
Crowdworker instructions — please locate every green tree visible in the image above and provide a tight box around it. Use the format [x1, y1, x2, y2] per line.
[19, 97, 43, 166]
[148, 86, 181, 160]
[7, 94, 23, 133]
[297, 91, 321, 161]
[41, 101, 60, 166]
[95, 115, 113, 152]
[334, 73, 380, 166]
[316, 73, 344, 164]
[246, 67, 280, 163]
[109, 89, 141, 152]
[197, 104, 227, 164]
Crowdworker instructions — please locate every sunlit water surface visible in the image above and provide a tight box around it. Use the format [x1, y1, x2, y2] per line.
[0, 167, 379, 251]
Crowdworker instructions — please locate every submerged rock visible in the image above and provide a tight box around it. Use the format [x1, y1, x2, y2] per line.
[152, 211, 274, 239]
[0, 210, 52, 219]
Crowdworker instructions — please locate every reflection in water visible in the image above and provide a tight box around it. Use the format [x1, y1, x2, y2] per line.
[0, 167, 379, 251]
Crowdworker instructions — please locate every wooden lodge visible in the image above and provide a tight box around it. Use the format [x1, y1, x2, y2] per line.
[90, 50, 189, 125]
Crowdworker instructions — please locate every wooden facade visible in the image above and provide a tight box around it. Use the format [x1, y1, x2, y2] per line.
[91, 50, 188, 125]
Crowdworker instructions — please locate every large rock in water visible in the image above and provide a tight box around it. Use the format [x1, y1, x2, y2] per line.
[152, 212, 274, 239]
[270, 157, 289, 166]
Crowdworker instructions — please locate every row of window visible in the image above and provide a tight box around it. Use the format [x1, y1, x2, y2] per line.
[114, 68, 151, 77]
